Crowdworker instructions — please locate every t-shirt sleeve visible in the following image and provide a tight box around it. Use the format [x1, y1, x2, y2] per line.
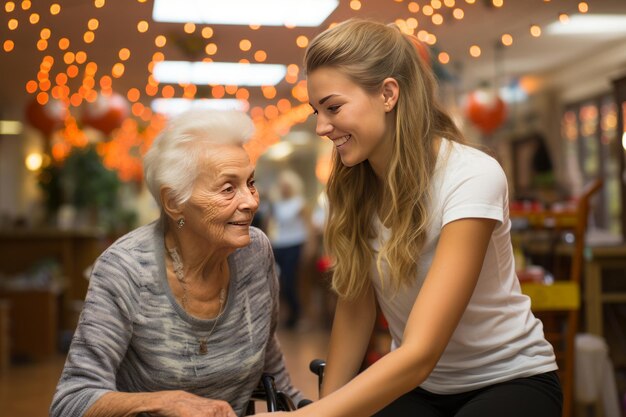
[49, 247, 135, 417]
[441, 153, 507, 227]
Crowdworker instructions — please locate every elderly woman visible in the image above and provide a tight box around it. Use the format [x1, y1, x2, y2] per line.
[50, 110, 301, 417]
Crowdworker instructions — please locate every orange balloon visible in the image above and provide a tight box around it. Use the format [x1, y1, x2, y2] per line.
[24, 97, 66, 137]
[465, 90, 507, 135]
[405, 34, 431, 67]
[81, 92, 130, 136]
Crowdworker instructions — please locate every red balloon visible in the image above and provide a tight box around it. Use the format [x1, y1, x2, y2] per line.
[405, 34, 431, 67]
[81, 93, 130, 136]
[25, 98, 66, 137]
[465, 90, 507, 135]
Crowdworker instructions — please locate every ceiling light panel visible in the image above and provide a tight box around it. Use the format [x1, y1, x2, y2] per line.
[153, 61, 287, 86]
[153, 0, 339, 27]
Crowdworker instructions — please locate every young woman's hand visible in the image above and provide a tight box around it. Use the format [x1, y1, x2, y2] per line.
[155, 390, 237, 417]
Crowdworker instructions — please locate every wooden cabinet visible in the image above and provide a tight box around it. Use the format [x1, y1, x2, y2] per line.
[0, 228, 110, 360]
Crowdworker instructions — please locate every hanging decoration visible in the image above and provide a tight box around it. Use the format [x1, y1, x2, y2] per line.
[24, 98, 67, 138]
[465, 89, 507, 135]
[81, 92, 131, 136]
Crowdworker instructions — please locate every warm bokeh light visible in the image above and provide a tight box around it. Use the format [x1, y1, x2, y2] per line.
[63, 51, 75, 64]
[201, 27, 213, 38]
[75, 51, 87, 64]
[25, 153, 43, 171]
[262, 86, 277, 99]
[239, 39, 252, 51]
[137, 20, 149, 33]
[578, 2, 588, 13]
[492, 0, 503, 7]
[183, 22, 196, 33]
[155, 35, 166, 47]
[432, 13, 444, 25]
[444, 0, 456, 6]
[50, 3, 60, 14]
[254, 50, 267, 62]
[211, 85, 225, 98]
[94, 0, 105, 8]
[225, 85, 238, 95]
[29, 13, 40, 24]
[453, 8, 464, 19]
[205, 43, 218, 55]
[84, 31, 95, 44]
[296, 35, 309, 48]
[5, 2, 15, 12]
[55, 73, 68, 85]
[88, 18, 99, 31]
[58, 37, 70, 50]
[501, 33, 513, 46]
[67, 65, 79, 78]
[40, 28, 51, 39]
[161, 85, 175, 98]
[469, 45, 481, 57]
[236, 88, 250, 100]
[431, 0, 442, 9]
[26, 80, 37, 93]
[422, 5, 434, 15]
[3, 40, 14, 52]
[36, 91, 49, 105]
[112, 62, 125, 78]
[438, 51, 450, 64]
[119, 48, 131, 61]
[21, 1, 31, 11]
[408, 2, 420, 13]
[559, 13, 569, 23]
[530, 24, 541, 37]
[350, 0, 361, 11]
[8, 19, 19, 30]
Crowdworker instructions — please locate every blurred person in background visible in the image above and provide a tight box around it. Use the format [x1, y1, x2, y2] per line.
[268, 169, 313, 330]
[50, 109, 300, 417]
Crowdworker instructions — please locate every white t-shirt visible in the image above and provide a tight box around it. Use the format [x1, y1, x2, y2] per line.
[370, 139, 557, 394]
[270, 195, 308, 248]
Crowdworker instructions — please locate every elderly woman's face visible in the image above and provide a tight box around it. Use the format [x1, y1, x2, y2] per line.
[183, 144, 259, 251]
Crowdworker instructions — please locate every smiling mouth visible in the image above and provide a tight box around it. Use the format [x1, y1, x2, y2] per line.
[228, 220, 251, 226]
[332, 134, 351, 147]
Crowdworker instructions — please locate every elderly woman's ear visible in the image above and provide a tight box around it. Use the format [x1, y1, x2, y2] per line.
[160, 186, 183, 221]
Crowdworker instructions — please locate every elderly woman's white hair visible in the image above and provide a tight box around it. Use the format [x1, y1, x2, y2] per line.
[143, 109, 255, 208]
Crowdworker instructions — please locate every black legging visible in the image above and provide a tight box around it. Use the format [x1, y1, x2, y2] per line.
[372, 371, 562, 417]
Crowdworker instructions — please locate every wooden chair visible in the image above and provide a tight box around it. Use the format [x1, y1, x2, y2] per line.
[518, 179, 603, 417]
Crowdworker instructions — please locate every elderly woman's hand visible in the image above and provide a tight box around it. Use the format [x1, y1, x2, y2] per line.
[156, 390, 237, 417]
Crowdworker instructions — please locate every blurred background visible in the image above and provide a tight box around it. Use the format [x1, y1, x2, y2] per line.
[1, 0, 626, 415]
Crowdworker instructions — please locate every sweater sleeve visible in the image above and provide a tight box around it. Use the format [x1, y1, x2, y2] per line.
[49, 246, 136, 417]
[260, 235, 304, 405]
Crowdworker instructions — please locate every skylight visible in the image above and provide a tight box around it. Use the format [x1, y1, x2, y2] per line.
[153, 0, 339, 27]
[546, 14, 626, 35]
[153, 61, 287, 86]
[151, 98, 249, 116]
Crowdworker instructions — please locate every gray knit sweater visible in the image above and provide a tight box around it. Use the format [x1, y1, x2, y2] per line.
[50, 220, 301, 417]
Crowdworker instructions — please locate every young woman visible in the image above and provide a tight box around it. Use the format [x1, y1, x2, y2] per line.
[255, 18, 561, 417]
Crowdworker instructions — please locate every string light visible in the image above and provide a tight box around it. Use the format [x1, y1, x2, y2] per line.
[530, 24, 541, 37]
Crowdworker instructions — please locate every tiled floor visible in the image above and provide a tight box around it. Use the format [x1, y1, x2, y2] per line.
[0, 327, 330, 417]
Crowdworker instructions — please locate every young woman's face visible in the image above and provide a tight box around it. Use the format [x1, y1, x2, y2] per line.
[307, 67, 392, 174]
[183, 144, 259, 252]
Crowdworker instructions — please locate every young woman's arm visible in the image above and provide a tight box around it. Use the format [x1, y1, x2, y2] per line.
[321, 284, 377, 397]
[255, 217, 496, 417]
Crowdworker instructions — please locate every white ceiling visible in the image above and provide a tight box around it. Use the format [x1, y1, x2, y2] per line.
[1, 0, 626, 121]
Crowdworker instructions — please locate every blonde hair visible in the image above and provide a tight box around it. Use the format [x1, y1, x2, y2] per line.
[305, 19, 465, 299]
